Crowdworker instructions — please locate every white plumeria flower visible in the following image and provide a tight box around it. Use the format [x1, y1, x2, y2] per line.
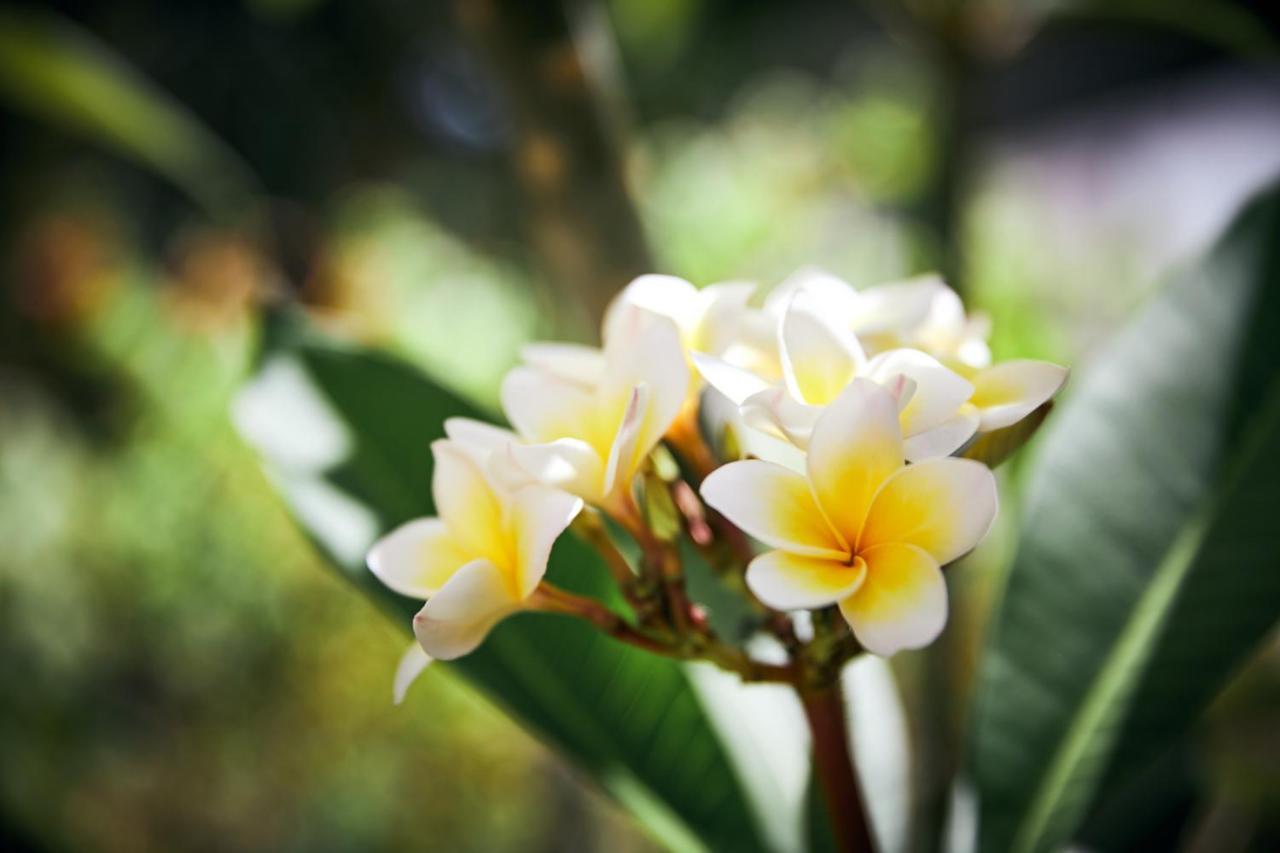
[746, 268, 1068, 439]
[701, 380, 997, 656]
[695, 294, 979, 461]
[603, 274, 757, 361]
[366, 438, 583, 662]
[499, 306, 690, 505]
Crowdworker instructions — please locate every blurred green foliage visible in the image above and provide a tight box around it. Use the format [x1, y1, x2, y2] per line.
[2, 0, 1280, 850]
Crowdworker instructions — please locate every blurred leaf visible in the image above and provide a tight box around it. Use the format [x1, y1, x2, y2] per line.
[0, 7, 258, 222]
[1059, 0, 1280, 60]
[968, 182, 1280, 853]
[234, 311, 769, 852]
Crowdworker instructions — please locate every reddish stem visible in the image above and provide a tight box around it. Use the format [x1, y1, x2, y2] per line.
[799, 682, 876, 853]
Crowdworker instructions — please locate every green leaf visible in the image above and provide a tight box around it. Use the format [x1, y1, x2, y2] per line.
[0, 7, 258, 222]
[233, 312, 768, 853]
[967, 183, 1280, 853]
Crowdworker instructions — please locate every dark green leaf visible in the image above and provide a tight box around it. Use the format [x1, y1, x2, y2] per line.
[234, 311, 767, 852]
[0, 8, 258, 222]
[967, 183, 1280, 853]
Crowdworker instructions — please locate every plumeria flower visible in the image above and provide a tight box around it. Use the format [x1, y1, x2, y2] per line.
[499, 306, 690, 506]
[603, 274, 757, 361]
[366, 438, 583, 664]
[695, 294, 979, 461]
[701, 379, 997, 656]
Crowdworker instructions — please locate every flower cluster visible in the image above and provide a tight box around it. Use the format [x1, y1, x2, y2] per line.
[368, 269, 1066, 695]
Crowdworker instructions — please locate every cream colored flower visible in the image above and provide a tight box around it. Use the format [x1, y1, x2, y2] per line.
[499, 306, 689, 505]
[701, 380, 997, 656]
[367, 438, 582, 661]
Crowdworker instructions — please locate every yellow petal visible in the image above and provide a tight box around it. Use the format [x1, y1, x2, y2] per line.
[508, 484, 583, 598]
[366, 517, 472, 599]
[431, 440, 509, 564]
[806, 379, 903, 547]
[500, 365, 595, 444]
[858, 458, 996, 565]
[701, 460, 847, 559]
[746, 550, 866, 610]
[969, 359, 1068, 431]
[779, 297, 864, 406]
[839, 542, 946, 656]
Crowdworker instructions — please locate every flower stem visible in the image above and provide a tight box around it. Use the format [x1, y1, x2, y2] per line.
[798, 681, 876, 853]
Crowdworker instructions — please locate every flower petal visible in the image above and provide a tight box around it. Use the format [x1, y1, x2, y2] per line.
[601, 384, 648, 499]
[693, 352, 773, 405]
[806, 379, 903, 547]
[693, 281, 756, 354]
[839, 543, 946, 656]
[779, 298, 865, 406]
[519, 343, 606, 388]
[602, 307, 690, 461]
[853, 275, 947, 336]
[764, 267, 861, 318]
[366, 518, 471, 599]
[603, 274, 700, 344]
[740, 386, 821, 448]
[500, 365, 595, 444]
[858, 458, 997, 565]
[444, 417, 519, 457]
[412, 559, 520, 660]
[970, 360, 1068, 431]
[864, 348, 974, 437]
[746, 550, 867, 610]
[431, 440, 507, 559]
[506, 438, 603, 500]
[902, 409, 979, 461]
[701, 460, 846, 559]
[393, 641, 432, 705]
[508, 484, 584, 597]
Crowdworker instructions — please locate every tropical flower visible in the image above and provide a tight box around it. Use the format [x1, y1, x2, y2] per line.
[695, 294, 979, 460]
[366, 438, 583, 661]
[697, 269, 1068, 457]
[701, 379, 997, 656]
[499, 305, 689, 505]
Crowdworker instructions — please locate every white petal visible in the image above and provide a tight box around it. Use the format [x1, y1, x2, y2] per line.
[602, 307, 690, 459]
[970, 360, 1068, 431]
[412, 559, 520, 660]
[500, 365, 594, 443]
[601, 384, 648, 498]
[902, 409, 979, 461]
[444, 417, 519, 458]
[508, 484, 583, 597]
[693, 352, 772, 406]
[840, 543, 946, 656]
[740, 387, 821, 448]
[859, 458, 997, 565]
[367, 517, 471, 599]
[519, 343, 606, 388]
[806, 379, 904, 548]
[393, 641, 432, 705]
[603, 274, 700, 343]
[864, 348, 974, 437]
[431, 440, 506, 557]
[747, 550, 866, 610]
[701, 460, 847, 559]
[507, 438, 603, 500]
[779, 298, 865, 406]
[764, 267, 861, 318]
[854, 275, 948, 336]
[693, 281, 757, 355]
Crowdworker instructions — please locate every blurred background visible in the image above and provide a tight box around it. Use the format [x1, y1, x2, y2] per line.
[2, 0, 1280, 850]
